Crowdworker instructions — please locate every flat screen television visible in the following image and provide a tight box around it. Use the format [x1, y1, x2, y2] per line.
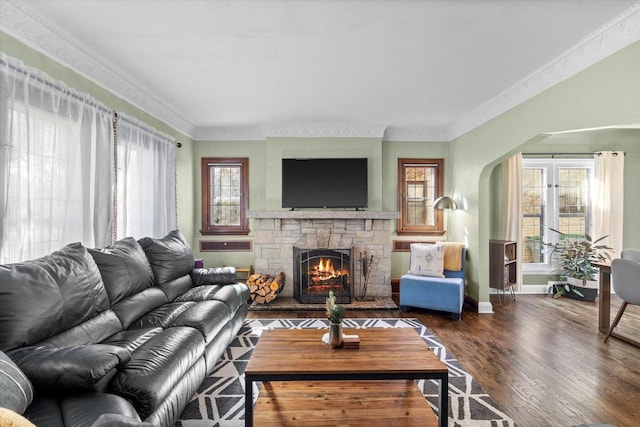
[282, 158, 368, 209]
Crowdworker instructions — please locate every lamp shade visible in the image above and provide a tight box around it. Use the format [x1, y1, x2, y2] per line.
[433, 196, 457, 210]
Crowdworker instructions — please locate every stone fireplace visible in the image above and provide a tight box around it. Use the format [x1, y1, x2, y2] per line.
[249, 211, 399, 301]
[293, 247, 352, 304]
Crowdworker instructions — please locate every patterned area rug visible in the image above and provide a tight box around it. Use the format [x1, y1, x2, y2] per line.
[176, 318, 515, 427]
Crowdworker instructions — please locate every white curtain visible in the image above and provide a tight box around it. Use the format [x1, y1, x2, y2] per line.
[0, 53, 113, 263]
[500, 153, 523, 290]
[593, 151, 624, 257]
[116, 114, 176, 239]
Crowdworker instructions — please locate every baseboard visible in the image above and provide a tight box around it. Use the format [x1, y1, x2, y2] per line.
[478, 301, 494, 314]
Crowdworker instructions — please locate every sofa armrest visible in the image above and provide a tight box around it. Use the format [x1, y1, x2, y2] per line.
[190, 267, 236, 285]
[9, 344, 130, 393]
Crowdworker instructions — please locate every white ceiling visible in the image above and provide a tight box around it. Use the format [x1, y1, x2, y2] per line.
[2, 0, 640, 140]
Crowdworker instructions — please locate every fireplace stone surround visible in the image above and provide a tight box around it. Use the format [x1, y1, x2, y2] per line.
[249, 211, 399, 300]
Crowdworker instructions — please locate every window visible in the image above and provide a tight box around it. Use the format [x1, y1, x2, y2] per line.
[1, 57, 113, 263]
[522, 158, 594, 271]
[116, 116, 177, 240]
[397, 158, 444, 235]
[201, 158, 249, 235]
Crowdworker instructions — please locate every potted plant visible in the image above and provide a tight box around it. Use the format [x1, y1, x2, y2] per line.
[325, 291, 346, 348]
[543, 228, 612, 300]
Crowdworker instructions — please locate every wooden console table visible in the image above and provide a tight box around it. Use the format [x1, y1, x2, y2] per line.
[596, 262, 640, 347]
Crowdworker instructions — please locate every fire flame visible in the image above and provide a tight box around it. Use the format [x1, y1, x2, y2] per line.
[310, 258, 348, 283]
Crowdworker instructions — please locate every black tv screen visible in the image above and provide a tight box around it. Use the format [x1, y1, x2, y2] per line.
[282, 158, 368, 209]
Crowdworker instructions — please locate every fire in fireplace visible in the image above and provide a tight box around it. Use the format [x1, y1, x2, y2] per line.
[293, 247, 352, 304]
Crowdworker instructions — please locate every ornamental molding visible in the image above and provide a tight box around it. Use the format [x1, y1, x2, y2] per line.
[382, 126, 450, 142]
[2, 0, 639, 142]
[447, 2, 640, 140]
[192, 125, 266, 142]
[0, 0, 194, 138]
[263, 123, 388, 139]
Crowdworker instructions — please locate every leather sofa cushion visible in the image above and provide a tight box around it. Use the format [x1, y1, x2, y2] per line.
[101, 328, 163, 354]
[0, 242, 109, 351]
[176, 282, 250, 314]
[172, 300, 230, 343]
[111, 287, 168, 330]
[158, 274, 194, 301]
[25, 393, 142, 427]
[9, 344, 130, 393]
[109, 327, 204, 419]
[88, 237, 155, 304]
[0, 350, 34, 414]
[129, 302, 196, 330]
[138, 230, 194, 285]
[175, 285, 223, 302]
[207, 283, 251, 312]
[38, 310, 123, 348]
[190, 266, 236, 285]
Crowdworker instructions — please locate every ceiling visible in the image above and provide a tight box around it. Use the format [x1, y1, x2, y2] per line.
[3, 0, 640, 140]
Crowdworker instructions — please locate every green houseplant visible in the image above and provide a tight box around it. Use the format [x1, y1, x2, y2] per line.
[543, 228, 612, 300]
[325, 291, 346, 348]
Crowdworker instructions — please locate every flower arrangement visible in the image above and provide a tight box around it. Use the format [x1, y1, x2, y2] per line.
[325, 290, 346, 324]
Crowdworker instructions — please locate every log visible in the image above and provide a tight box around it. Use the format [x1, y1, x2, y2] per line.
[249, 272, 285, 304]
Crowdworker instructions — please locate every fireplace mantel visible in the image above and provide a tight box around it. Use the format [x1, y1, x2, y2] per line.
[248, 210, 399, 220]
[250, 210, 397, 299]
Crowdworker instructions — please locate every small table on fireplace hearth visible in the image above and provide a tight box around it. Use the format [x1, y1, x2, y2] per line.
[244, 327, 448, 427]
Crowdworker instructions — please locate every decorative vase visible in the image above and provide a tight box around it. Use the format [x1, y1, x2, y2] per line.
[329, 322, 343, 348]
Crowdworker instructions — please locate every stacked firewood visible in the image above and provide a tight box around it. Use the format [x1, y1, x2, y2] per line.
[247, 272, 285, 304]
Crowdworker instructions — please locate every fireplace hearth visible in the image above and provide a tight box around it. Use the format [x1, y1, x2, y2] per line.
[293, 247, 352, 304]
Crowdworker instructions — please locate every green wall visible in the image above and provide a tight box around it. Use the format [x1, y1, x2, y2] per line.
[449, 40, 640, 304]
[192, 137, 452, 271]
[5, 29, 639, 309]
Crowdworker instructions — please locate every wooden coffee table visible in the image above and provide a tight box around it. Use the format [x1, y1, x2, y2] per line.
[253, 379, 438, 426]
[244, 327, 448, 427]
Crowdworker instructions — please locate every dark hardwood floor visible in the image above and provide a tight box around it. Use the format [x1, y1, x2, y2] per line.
[248, 294, 640, 427]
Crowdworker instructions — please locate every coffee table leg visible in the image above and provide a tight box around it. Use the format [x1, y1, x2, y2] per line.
[439, 374, 448, 427]
[245, 376, 253, 427]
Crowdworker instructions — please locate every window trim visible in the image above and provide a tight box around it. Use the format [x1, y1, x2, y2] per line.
[397, 158, 445, 236]
[200, 157, 249, 236]
[522, 157, 594, 273]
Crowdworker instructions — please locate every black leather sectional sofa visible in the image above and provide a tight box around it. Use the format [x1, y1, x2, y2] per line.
[0, 230, 250, 426]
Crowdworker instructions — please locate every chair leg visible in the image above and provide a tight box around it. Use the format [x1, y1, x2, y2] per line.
[604, 301, 628, 343]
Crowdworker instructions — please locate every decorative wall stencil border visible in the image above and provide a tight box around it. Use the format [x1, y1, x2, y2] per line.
[0, 0, 194, 138]
[447, 2, 640, 140]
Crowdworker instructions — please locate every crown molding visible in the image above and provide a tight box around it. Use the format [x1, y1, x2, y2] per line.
[193, 125, 266, 141]
[0, 0, 195, 138]
[263, 123, 388, 139]
[382, 126, 450, 142]
[3, 0, 639, 142]
[447, 2, 640, 141]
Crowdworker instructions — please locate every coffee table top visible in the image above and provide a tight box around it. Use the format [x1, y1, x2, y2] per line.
[245, 327, 447, 377]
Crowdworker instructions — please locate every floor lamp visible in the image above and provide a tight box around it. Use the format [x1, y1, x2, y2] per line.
[433, 196, 457, 240]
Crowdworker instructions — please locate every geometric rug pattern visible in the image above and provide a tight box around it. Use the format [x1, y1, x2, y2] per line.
[176, 318, 515, 427]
